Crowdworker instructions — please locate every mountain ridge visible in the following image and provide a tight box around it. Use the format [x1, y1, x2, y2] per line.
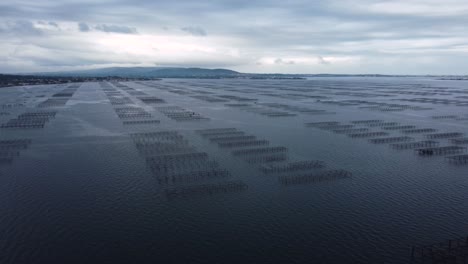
[29, 67, 242, 78]
[16, 67, 468, 79]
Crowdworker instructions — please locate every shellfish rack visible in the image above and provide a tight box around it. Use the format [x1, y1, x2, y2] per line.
[156, 106, 210, 122]
[164, 180, 248, 200]
[426, 132, 464, 139]
[0, 139, 32, 166]
[138, 96, 166, 105]
[101, 83, 160, 126]
[196, 128, 288, 164]
[306, 119, 468, 164]
[1, 111, 57, 129]
[279, 170, 351, 186]
[391, 141, 439, 150]
[114, 106, 152, 119]
[402, 128, 438, 134]
[416, 146, 466, 156]
[37, 84, 80, 108]
[451, 138, 468, 145]
[446, 154, 468, 165]
[130, 131, 232, 186]
[257, 102, 335, 115]
[196, 128, 352, 186]
[411, 235, 468, 263]
[190, 95, 229, 103]
[399, 97, 468, 107]
[226, 104, 297, 118]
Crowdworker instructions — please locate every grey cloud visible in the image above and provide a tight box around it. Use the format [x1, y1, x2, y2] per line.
[95, 24, 138, 34]
[274, 58, 295, 65]
[0, 20, 42, 35]
[1, 1, 468, 74]
[317, 56, 330, 65]
[38, 21, 59, 27]
[181, 26, 207, 36]
[78, 22, 90, 32]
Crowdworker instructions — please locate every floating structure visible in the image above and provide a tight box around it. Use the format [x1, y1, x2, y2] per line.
[411, 236, 468, 263]
[279, 170, 352, 186]
[319, 124, 354, 131]
[258, 102, 334, 115]
[51, 85, 79, 98]
[382, 125, 416, 130]
[367, 122, 399, 127]
[1, 111, 56, 129]
[146, 152, 209, 164]
[332, 128, 369, 134]
[209, 135, 257, 143]
[416, 146, 466, 156]
[0, 138, 32, 166]
[261, 160, 325, 174]
[122, 120, 160, 125]
[165, 180, 248, 200]
[130, 131, 183, 141]
[138, 96, 166, 104]
[218, 139, 269, 148]
[351, 120, 383, 124]
[115, 107, 152, 119]
[348, 132, 389, 138]
[431, 115, 458, 120]
[0, 139, 32, 150]
[402, 128, 438, 134]
[231, 146, 288, 156]
[400, 97, 468, 107]
[156, 106, 210, 121]
[135, 142, 196, 157]
[225, 103, 251, 107]
[107, 96, 133, 106]
[391, 141, 439, 150]
[263, 112, 297, 117]
[155, 169, 231, 184]
[38, 98, 70, 108]
[369, 136, 414, 144]
[1, 103, 24, 109]
[244, 153, 288, 164]
[451, 138, 468, 144]
[200, 131, 245, 138]
[196, 128, 238, 135]
[232, 104, 297, 118]
[128, 90, 147, 96]
[131, 131, 232, 185]
[198, 127, 291, 166]
[446, 154, 468, 164]
[191, 95, 229, 103]
[426, 132, 464, 139]
[217, 95, 258, 102]
[305, 121, 340, 127]
[0, 156, 13, 165]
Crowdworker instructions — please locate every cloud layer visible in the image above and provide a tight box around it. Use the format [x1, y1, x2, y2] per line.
[1, 0, 468, 74]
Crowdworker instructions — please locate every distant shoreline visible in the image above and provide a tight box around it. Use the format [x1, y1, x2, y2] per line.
[2, 73, 468, 88]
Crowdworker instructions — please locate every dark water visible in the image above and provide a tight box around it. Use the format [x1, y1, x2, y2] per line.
[1, 78, 467, 263]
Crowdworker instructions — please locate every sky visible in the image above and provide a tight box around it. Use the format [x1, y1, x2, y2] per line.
[1, 0, 468, 74]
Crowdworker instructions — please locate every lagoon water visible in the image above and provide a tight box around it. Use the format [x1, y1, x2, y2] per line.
[1, 77, 467, 263]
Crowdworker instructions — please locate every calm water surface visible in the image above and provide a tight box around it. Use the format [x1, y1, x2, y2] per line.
[1, 77, 467, 263]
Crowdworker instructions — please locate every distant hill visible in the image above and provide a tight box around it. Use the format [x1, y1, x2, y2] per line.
[32, 67, 242, 78]
[22, 67, 458, 79]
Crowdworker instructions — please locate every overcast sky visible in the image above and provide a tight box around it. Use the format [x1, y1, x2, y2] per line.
[1, 0, 468, 74]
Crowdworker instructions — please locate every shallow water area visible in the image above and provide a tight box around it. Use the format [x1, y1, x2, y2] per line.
[1, 77, 467, 263]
